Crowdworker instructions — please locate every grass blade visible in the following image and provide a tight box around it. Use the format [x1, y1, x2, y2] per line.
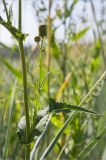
[77, 127, 106, 159]
[3, 80, 17, 160]
[40, 111, 75, 160]
[56, 143, 67, 160]
[30, 114, 52, 160]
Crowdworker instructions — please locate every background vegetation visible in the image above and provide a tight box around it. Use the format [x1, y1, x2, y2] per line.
[0, 0, 106, 160]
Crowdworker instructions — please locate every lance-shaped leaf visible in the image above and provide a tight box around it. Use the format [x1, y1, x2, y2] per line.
[49, 98, 100, 115]
[71, 26, 90, 41]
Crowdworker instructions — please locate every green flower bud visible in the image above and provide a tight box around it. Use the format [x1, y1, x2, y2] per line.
[39, 24, 47, 38]
[34, 36, 41, 43]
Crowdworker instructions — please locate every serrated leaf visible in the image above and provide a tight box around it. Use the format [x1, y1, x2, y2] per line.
[49, 98, 100, 115]
[40, 72, 106, 160]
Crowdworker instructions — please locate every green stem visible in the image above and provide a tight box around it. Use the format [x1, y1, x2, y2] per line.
[2, 0, 10, 23]
[19, 40, 30, 160]
[18, 1, 30, 159]
[47, 0, 52, 97]
[39, 39, 43, 93]
[18, 0, 22, 31]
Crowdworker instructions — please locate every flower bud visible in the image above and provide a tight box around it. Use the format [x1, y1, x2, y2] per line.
[39, 24, 47, 38]
[34, 36, 41, 43]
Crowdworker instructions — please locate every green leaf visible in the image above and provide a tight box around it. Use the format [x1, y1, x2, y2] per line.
[17, 108, 50, 144]
[34, 114, 49, 137]
[30, 114, 52, 160]
[40, 71, 106, 160]
[0, 16, 28, 41]
[71, 27, 90, 41]
[49, 98, 100, 115]
[40, 112, 75, 160]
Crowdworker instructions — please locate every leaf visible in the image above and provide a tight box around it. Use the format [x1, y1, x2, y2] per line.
[49, 98, 100, 115]
[65, 0, 78, 17]
[17, 116, 26, 144]
[34, 114, 50, 137]
[0, 16, 28, 41]
[40, 71, 106, 160]
[37, 107, 49, 118]
[39, 112, 75, 160]
[17, 108, 50, 144]
[0, 57, 22, 80]
[30, 114, 52, 160]
[71, 27, 90, 41]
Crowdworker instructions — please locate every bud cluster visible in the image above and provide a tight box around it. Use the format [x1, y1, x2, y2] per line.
[34, 24, 47, 43]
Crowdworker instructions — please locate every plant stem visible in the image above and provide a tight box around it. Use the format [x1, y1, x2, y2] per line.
[18, 1, 30, 159]
[19, 40, 30, 160]
[18, 0, 22, 31]
[2, 0, 10, 23]
[39, 39, 43, 93]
